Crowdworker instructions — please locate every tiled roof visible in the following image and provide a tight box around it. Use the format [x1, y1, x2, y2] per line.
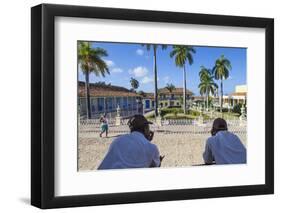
[192, 96, 205, 101]
[158, 87, 193, 95]
[78, 83, 194, 98]
[142, 92, 154, 99]
[230, 92, 247, 96]
[78, 82, 141, 97]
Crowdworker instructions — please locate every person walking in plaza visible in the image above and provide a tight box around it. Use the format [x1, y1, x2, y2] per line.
[203, 118, 246, 165]
[99, 113, 109, 138]
[98, 114, 164, 169]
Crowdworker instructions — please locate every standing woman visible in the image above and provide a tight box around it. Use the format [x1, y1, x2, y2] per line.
[100, 113, 109, 138]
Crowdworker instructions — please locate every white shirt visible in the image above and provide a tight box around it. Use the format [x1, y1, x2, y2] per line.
[203, 131, 246, 164]
[98, 131, 160, 169]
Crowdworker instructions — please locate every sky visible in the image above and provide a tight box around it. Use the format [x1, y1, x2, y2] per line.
[78, 42, 246, 96]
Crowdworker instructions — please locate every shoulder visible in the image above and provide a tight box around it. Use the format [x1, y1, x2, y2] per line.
[118, 133, 132, 140]
[148, 142, 159, 153]
[111, 133, 131, 144]
[149, 142, 158, 149]
[218, 131, 240, 140]
[206, 135, 216, 144]
[228, 131, 240, 138]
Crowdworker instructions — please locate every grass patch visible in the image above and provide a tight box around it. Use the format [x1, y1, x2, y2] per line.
[164, 113, 195, 120]
[145, 107, 211, 120]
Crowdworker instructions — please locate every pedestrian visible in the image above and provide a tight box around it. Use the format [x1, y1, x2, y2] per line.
[99, 113, 109, 138]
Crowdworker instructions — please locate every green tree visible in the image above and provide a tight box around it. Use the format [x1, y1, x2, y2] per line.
[165, 83, 176, 93]
[212, 55, 232, 112]
[78, 41, 109, 119]
[199, 66, 211, 81]
[170, 45, 196, 113]
[142, 44, 167, 116]
[130, 77, 139, 91]
[198, 69, 218, 111]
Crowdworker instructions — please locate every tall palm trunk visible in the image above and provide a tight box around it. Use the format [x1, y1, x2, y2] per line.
[220, 79, 223, 113]
[153, 46, 158, 117]
[85, 70, 92, 119]
[183, 65, 187, 114]
[203, 96, 205, 110]
[206, 90, 209, 111]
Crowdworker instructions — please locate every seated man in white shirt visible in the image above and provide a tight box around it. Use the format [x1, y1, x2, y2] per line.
[98, 115, 164, 170]
[203, 118, 246, 165]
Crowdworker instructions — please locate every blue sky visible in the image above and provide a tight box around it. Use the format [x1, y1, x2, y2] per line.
[78, 42, 246, 95]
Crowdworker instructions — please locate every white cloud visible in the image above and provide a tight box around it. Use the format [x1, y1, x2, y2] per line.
[141, 76, 154, 84]
[111, 67, 123, 73]
[129, 66, 149, 77]
[105, 60, 115, 67]
[136, 49, 144, 56]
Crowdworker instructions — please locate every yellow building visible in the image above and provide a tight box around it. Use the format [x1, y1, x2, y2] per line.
[223, 85, 247, 107]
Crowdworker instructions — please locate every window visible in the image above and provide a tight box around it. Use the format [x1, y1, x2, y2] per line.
[98, 98, 104, 111]
[123, 97, 128, 109]
[107, 97, 113, 111]
[132, 97, 137, 109]
[79, 98, 86, 114]
[90, 98, 97, 113]
[145, 100, 150, 109]
[128, 97, 132, 109]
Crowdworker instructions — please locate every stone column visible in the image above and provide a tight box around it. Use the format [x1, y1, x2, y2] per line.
[198, 104, 204, 125]
[115, 105, 121, 126]
[156, 107, 162, 126]
[239, 104, 246, 126]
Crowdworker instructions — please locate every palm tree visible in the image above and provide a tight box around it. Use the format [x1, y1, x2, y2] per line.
[212, 55, 232, 112]
[199, 66, 212, 109]
[142, 44, 167, 116]
[198, 67, 218, 111]
[165, 83, 175, 107]
[199, 66, 211, 81]
[170, 45, 196, 114]
[78, 41, 109, 119]
[165, 83, 175, 93]
[130, 77, 139, 91]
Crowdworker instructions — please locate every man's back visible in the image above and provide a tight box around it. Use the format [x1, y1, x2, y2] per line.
[98, 131, 160, 169]
[203, 131, 246, 164]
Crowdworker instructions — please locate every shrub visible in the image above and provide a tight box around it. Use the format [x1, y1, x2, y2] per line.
[232, 103, 242, 115]
[188, 109, 200, 116]
[160, 107, 183, 117]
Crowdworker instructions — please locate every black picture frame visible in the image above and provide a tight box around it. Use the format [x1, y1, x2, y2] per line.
[31, 3, 274, 209]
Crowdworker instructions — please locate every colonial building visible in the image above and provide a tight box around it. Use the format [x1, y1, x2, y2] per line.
[142, 87, 194, 111]
[190, 85, 247, 110]
[78, 82, 142, 119]
[223, 85, 247, 107]
[141, 92, 155, 113]
[158, 87, 193, 108]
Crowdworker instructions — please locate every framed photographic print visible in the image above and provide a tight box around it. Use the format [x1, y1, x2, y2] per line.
[31, 3, 274, 209]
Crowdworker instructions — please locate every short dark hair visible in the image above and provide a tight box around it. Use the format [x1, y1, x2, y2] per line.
[128, 115, 151, 133]
[211, 118, 228, 135]
[130, 124, 148, 134]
